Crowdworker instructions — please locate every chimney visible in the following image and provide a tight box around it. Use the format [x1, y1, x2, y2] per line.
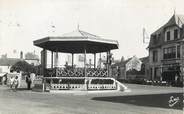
[20, 51, 23, 59]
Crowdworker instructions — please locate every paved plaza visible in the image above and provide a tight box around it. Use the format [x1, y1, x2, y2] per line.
[0, 84, 183, 114]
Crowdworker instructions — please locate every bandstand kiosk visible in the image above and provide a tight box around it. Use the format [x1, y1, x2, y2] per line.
[33, 29, 121, 92]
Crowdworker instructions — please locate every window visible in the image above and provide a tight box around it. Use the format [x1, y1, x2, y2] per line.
[152, 35, 157, 44]
[163, 46, 176, 59]
[166, 31, 170, 41]
[150, 68, 153, 80]
[158, 34, 161, 38]
[177, 45, 180, 58]
[153, 50, 158, 62]
[163, 48, 167, 54]
[171, 47, 176, 58]
[163, 48, 168, 59]
[153, 34, 161, 44]
[174, 29, 178, 39]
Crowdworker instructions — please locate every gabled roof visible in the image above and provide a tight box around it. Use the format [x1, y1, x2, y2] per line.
[152, 14, 184, 35]
[111, 58, 131, 67]
[164, 14, 184, 28]
[0, 58, 21, 66]
[151, 25, 164, 35]
[148, 14, 184, 48]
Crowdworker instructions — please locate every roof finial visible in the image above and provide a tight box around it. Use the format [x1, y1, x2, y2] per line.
[174, 7, 176, 15]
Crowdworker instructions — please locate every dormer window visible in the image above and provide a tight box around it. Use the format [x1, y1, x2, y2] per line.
[153, 35, 157, 44]
[152, 34, 159, 44]
[174, 29, 178, 39]
[166, 31, 170, 41]
[158, 33, 161, 38]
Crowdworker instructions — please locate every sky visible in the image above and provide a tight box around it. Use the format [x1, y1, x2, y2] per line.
[0, 0, 184, 60]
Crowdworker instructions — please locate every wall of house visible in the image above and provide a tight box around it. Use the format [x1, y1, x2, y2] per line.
[182, 42, 184, 74]
[149, 27, 183, 81]
[149, 47, 162, 80]
[149, 48, 162, 65]
[144, 61, 150, 79]
[149, 48, 162, 64]
[25, 59, 40, 66]
[0, 66, 11, 73]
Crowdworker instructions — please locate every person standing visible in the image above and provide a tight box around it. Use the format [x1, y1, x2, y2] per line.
[10, 76, 14, 89]
[13, 76, 19, 91]
[30, 73, 35, 84]
[4, 74, 7, 85]
[2, 76, 5, 85]
[26, 75, 32, 90]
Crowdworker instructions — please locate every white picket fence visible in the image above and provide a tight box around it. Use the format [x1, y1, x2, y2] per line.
[49, 84, 116, 90]
[51, 84, 85, 90]
[88, 84, 116, 90]
[32, 77, 130, 92]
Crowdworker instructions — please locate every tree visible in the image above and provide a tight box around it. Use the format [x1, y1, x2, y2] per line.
[34, 64, 42, 75]
[25, 52, 39, 60]
[10, 61, 35, 73]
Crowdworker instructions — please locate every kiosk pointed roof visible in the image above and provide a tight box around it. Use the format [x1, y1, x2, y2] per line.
[34, 29, 119, 53]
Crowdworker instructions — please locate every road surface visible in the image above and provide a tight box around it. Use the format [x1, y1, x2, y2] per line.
[0, 84, 183, 114]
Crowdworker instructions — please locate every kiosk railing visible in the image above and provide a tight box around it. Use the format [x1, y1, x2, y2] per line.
[41, 77, 116, 91]
[45, 68, 108, 77]
[33, 68, 114, 91]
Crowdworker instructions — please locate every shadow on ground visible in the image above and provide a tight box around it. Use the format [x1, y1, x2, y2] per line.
[17, 88, 32, 91]
[92, 93, 183, 110]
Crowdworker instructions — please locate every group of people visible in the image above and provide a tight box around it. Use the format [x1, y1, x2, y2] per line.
[9, 76, 19, 91]
[9, 74, 33, 91]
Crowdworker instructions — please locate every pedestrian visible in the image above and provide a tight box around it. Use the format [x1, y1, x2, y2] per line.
[10, 76, 14, 89]
[4, 74, 7, 85]
[30, 73, 35, 84]
[26, 75, 32, 90]
[2, 76, 6, 85]
[13, 76, 19, 91]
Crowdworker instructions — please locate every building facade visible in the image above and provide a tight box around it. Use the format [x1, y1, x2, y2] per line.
[0, 51, 40, 73]
[111, 56, 149, 80]
[25, 59, 40, 66]
[0, 58, 21, 73]
[148, 14, 184, 83]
